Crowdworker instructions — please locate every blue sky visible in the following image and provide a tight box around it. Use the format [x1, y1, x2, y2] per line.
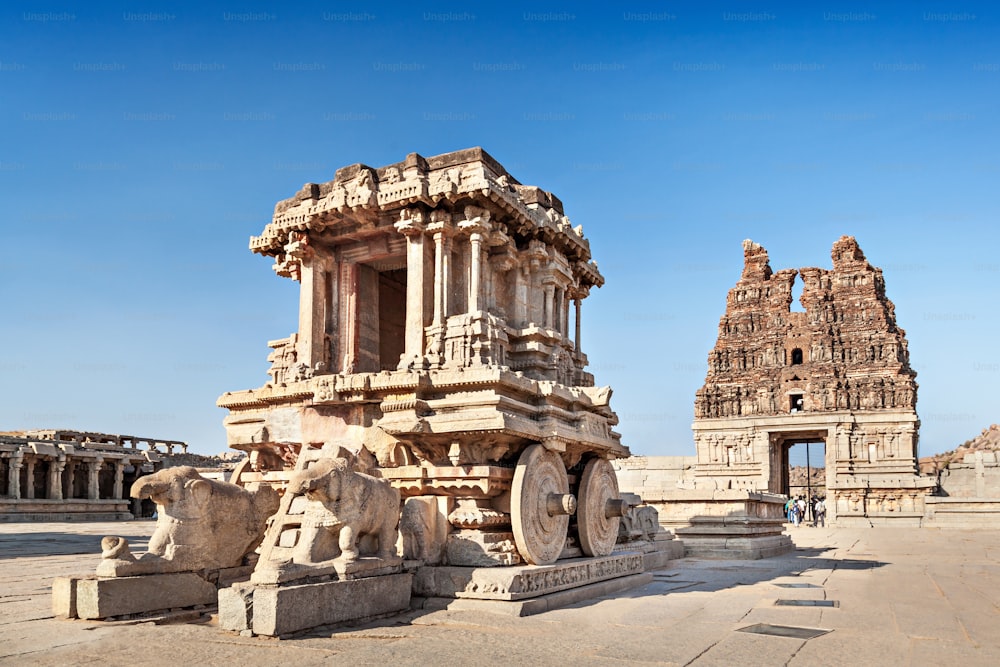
[2, 2, 997, 456]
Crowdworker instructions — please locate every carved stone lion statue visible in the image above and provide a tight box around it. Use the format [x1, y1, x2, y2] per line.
[286, 457, 400, 566]
[97, 467, 279, 577]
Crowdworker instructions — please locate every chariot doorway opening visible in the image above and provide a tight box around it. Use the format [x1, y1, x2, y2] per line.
[377, 268, 406, 370]
[355, 262, 407, 372]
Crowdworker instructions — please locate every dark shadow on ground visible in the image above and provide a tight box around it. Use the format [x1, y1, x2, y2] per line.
[0, 529, 152, 559]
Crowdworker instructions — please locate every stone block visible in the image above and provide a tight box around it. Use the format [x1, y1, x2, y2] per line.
[75, 573, 217, 620]
[250, 573, 413, 637]
[218, 583, 253, 632]
[52, 576, 82, 618]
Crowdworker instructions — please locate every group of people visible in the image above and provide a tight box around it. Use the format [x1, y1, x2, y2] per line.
[785, 495, 826, 527]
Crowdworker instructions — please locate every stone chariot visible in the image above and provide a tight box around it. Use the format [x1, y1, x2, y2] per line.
[218, 147, 631, 573]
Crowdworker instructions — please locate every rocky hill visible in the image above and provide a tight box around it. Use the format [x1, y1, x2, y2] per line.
[161, 451, 245, 470]
[919, 424, 1000, 474]
[788, 466, 826, 495]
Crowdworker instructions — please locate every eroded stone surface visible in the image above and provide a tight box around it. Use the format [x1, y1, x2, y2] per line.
[97, 467, 278, 577]
[690, 237, 934, 523]
[251, 450, 402, 584]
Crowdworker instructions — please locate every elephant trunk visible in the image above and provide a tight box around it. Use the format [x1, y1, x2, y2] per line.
[130, 475, 166, 501]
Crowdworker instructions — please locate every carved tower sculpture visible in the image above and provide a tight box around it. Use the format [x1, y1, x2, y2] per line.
[692, 236, 934, 524]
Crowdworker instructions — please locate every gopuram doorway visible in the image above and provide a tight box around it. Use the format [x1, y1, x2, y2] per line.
[784, 441, 826, 501]
[768, 431, 828, 500]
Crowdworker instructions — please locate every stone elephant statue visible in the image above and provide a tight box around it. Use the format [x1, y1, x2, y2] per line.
[287, 457, 400, 565]
[97, 466, 279, 577]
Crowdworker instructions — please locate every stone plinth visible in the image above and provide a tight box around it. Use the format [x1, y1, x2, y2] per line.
[923, 497, 1000, 528]
[219, 573, 413, 637]
[413, 552, 644, 601]
[54, 573, 217, 620]
[612, 538, 684, 571]
[1, 499, 134, 522]
[651, 490, 793, 559]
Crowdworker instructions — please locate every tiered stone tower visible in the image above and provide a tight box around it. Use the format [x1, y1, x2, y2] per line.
[692, 236, 934, 524]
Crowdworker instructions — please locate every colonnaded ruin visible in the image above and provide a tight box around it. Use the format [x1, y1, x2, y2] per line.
[55, 147, 680, 634]
[1, 430, 182, 521]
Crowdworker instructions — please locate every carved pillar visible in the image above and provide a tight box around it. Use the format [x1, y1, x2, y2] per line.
[429, 213, 453, 326]
[24, 457, 36, 499]
[340, 260, 359, 373]
[469, 232, 483, 312]
[543, 283, 555, 329]
[8, 453, 23, 499]
[113, 460, 125, 499]
[458, 207, 491, 314]
[395, 209, 427, 368]
[561, 288, 570, 335]
[515, 263, 529, 327]
[287, 233, 328, 373]
[48, 456, 66, 501]
[64, 461, 76, 499]
[574, 297, 582, 353]
[87, 457, 103, 500]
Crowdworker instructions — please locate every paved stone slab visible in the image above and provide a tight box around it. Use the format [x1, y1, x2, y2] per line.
[2, 523, 1000, 666]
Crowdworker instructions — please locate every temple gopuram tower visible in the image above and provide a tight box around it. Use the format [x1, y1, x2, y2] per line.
[692, 236, 934, 525]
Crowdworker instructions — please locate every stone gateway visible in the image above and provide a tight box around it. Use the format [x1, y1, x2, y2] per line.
[692, 236, 934, 524]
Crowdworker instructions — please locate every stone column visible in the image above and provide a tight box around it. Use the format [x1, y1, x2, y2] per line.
[395, 209, 427, 368]
[64, 461, 76, 499]
[87, 457, 103, 500]
[48, 457, 66, 501]
[429, 213, 453, 327]
[561, 289, 570, 335]
[458, 207, 491, 314]
[24, 457, 36, 499]
[113, 460, 125, 499]
[574, 296, 582, 353]
[469, 232, 483, 312]
[339, 260, 359, 373]
[515, 263, 529, 327]
[8, 453, 23, 499]
[287, 233, 328, 373]
[543, 283, 555, 329]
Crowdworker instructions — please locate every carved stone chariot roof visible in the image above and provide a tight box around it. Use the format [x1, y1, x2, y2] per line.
[249, 147, 604, 289]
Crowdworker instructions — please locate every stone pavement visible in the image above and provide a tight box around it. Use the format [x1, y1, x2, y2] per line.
[1, 521, 998, 666]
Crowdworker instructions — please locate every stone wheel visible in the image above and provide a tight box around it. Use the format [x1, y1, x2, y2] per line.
[577, 458, 624, 557]
[228, 457, 252, 487]
[511, 444, 573, 565]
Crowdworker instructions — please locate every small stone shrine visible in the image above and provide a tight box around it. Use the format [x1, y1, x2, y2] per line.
[216, 147, 679, 635]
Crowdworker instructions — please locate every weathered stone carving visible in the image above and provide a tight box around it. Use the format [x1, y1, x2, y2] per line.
[97, 467, 279, 576]
[689, 237, 934, 524]
[216, 148, 635, 634]
[285, 457, 401, 566]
